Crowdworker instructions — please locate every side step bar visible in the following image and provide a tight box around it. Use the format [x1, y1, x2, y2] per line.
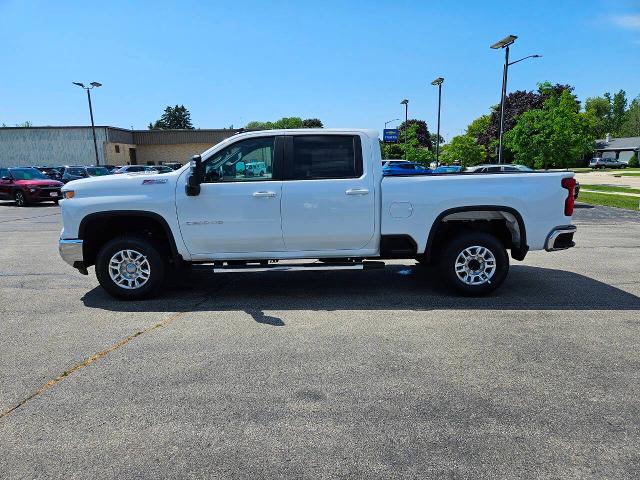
[194, 261, 386, 274]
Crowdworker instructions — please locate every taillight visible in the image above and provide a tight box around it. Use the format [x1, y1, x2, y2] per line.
[561, 177, 576, 216]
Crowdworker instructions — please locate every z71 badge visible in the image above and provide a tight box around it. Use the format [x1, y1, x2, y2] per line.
[142, 178, 168, 185]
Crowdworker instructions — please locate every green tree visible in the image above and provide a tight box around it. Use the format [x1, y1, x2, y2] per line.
[398, 119, 432, 149]
[403, 125, 434, 164]
[465, 114, 490, 140]
[628, 153, 639, 168]
[505, 90, 595, 169]
[620, 96, 640, 137]
[149, 105, 194, 129]
[585, 95, 611, 138]
[440, 135, 486, 166]
[302, 118, 323, 128]
[245, 117, 323, 130]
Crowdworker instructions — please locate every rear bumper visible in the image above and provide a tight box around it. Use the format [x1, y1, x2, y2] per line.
[59, 238, 88, 274]
[545, 225, 577, 252]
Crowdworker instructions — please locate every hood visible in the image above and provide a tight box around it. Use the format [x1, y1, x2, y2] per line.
[15, 179, 63, 187]
[62, 170, 179, 196]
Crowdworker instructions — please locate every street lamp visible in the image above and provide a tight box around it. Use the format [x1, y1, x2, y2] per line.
[490, 35, 541, 163]
[385, 118, 400, 129]
[430, 77, 444, 167]
[400, 99, 409, 160]
[72, 81, 102, 165]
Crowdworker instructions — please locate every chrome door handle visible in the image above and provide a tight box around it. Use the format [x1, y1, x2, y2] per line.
[345, 188, 369, 195]
[252, 191, 277, 198]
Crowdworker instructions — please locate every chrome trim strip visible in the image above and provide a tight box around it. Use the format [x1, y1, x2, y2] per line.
[59, 239, 84, 266]
[545, 225, 577, 252]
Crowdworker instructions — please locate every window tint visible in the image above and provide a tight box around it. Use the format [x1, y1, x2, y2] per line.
[202, 136, 275, 183]
[68, 168, 86, 176]
[486, 166, 501, 173]
[502, 166, 518, 172]
[291, 135, 358, 179]
[0, 168, 8, 178]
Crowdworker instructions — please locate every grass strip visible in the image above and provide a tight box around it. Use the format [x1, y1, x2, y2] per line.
[578, 191, 640, 210]
[581, 184, 640, 195]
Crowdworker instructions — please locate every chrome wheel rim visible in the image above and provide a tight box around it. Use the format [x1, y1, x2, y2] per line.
[108, 249, 151, 290]
[454, 245, 496, 286]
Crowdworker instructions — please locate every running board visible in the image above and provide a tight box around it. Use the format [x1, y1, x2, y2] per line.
[194, 261, 385, 274]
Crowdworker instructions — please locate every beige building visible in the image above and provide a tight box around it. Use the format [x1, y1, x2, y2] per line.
[0, 126, 241, 168]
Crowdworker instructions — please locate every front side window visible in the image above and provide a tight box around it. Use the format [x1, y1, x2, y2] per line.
[87, 167, 109, 176]
[202, 136, 275, 183]
[0, 168, 8, 178]
[291, 135, 358, 180]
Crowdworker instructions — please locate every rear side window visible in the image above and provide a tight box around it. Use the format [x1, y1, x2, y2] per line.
[68, 168, 85, 176]
[290, 135, 361, 180]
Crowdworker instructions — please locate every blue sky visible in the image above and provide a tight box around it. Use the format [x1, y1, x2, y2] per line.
[1, 0, 639, 139]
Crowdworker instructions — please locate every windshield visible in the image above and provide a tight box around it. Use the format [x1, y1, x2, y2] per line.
[87, 167, 109, 176]
[9, 168, 49, 180]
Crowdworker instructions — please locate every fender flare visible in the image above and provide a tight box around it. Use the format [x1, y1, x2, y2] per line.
[424, 205, 528, 262]
[78, 210, 182, 264]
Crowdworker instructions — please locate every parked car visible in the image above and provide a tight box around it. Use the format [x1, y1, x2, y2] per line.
[163, 162, 183, 171]
[150, 165, 174, 174]
[58, 129, 578, 300]
[113, 165, 157, 174]
[245, 161, 268, 177]
[0, 167, 63, 206]
[466, 164, 535, 173]
[62, 166, 111, 183]
[433, 165, 463, 174]
[383, 161, 431, 175]
[589, 158, 627, 169]
[34, 166, 64, 181]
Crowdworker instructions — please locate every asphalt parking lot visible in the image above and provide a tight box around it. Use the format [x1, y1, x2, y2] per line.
[1, 201, 639, 479]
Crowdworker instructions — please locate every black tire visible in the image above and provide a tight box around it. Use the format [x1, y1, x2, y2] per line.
[14, 190, 28, 207]
[438, 231, 509, 296]
[95, 236, 166, 300]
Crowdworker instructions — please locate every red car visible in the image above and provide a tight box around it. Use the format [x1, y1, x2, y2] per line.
[0, 167, 64, 206]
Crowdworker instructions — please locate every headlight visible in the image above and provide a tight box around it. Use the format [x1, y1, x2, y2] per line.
[63, 191, 75, 199]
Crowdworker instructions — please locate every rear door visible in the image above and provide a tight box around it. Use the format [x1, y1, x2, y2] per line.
[280, 134, 375, 251]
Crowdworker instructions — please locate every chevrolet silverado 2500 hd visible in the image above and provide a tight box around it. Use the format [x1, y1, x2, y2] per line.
[58, 129, 577, 299]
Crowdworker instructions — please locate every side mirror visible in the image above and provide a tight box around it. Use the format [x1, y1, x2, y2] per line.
[186, 154, 203, 196]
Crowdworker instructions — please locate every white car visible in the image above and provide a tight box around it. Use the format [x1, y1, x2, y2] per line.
[58, 129, 577, 299]
[244, 161, 268, 177]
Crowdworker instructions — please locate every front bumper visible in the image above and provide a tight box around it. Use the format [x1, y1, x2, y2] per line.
[59, 239, 88, 274]
[545, 225, 577, 252]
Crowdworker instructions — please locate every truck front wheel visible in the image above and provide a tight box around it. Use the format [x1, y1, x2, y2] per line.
[95, 236, 166, 300]
[439, 232, 509, 296]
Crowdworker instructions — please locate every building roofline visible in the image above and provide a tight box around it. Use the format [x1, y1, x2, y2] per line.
[0, 125, 238, 133]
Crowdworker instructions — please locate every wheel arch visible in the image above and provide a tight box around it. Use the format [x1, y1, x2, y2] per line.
[78, 210, 182, 267]
[424, 205, 528, 262]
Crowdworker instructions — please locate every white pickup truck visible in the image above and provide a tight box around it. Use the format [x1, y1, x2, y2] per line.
[58, 129, 577, 299]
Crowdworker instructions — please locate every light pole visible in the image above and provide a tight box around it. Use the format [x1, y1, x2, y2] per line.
[73, 81, 102, 165]
[385, 118, 400, 129]
[431, 77, 444, 167]
[400, 99, 409, 160]
[490, 36, 542, 164]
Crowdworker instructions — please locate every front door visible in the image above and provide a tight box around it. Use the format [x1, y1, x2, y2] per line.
[176, 135, 285, 256]
[280, 134, 375, 251]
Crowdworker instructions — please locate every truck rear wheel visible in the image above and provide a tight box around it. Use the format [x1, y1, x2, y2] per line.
[95, 236, 166, 300]
[439, 232, 509, 296]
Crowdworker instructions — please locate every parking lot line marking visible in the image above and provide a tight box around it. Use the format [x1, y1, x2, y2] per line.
[0, 281, 229, 421]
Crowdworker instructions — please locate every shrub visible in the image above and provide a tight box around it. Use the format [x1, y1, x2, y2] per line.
[628, 153, 639, 168]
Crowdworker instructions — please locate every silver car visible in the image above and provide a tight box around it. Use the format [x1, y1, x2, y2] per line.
[589, 158, 627, 169]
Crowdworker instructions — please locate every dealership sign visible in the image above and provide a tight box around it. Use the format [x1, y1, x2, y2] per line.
[383, 129, 399, 143]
